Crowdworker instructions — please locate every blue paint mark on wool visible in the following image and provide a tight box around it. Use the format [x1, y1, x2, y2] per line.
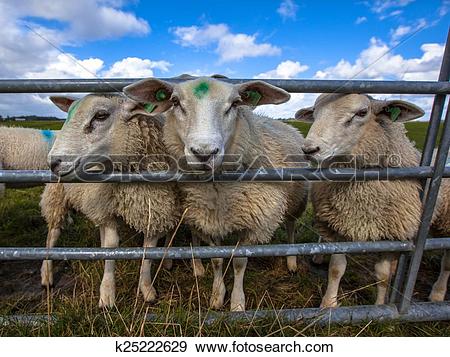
[41, 129, 55, 147]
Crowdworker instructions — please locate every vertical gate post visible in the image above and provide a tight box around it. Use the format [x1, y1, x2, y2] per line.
[399, 103, 450, 313]
[390, 28, 450, 304]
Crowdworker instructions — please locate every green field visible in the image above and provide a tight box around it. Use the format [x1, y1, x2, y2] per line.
[0, 120, 448, 337]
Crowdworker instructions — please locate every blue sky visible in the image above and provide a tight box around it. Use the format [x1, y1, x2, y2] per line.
[0, 0, 449, 118]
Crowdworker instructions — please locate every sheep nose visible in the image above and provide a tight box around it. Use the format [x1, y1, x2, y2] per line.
[190, 147, 220, 163]
[301, 144, 320, 155]
[50, 158, 62, 174]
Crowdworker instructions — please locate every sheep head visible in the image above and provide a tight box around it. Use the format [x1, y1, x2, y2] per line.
[48, 94, 157, 176]
[124, 77, 290, 169]
[295, 93, 424, 165]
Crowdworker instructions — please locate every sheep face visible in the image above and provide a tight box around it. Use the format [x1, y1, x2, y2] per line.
[48, 94, 141, 176]
[124, 77, 290, 169]
[295, 93, 424, 164]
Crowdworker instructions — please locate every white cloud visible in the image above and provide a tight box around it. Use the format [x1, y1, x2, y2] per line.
[369, 0, 415, 16]
[217, 33, 281, 63]
[171, 23, 281, 63]
[355, 16, 367, 25]
[25, 54, 105, 79]
[390, 19, 427, 45]
[277, 0, 299, 21]
[102, 57, 172, 78]
[314, 37, 444, 81]
[255, 93, 318, 119]
[0, 1, 157, 117]
[173, 24, 228, 47]
[5, 0, 150, 42]
[255, 60, 308, 79]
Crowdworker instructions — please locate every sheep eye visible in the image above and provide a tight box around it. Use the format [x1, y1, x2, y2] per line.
[171, 97, 180, 106]
[93, 110, 110, 122]
[355, 108, 368, 117]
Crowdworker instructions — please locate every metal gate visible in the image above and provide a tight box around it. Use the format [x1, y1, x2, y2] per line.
[1, 31, 450, 327]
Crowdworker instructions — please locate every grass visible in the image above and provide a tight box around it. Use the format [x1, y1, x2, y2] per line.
[1, 120, 64, 130]
[0, 120, 448, 336]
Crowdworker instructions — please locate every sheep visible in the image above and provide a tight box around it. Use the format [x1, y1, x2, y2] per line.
[295, 93, 450, 307]
[44, 93, 181, 308]
[123, 77, 308, 311]
[0, 126, 57, 196]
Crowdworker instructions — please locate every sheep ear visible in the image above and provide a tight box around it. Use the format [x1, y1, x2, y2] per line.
[372, 99, 425, 122]
[237, 81, 290, 106]
[295, 106, 315, 122]
[50, 96, 77, 113]
[123, 78, 174, 115]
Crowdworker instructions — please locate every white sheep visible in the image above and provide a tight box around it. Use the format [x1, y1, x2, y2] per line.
[124, 77, 308, 311]
[0, 126, 57, 196]
[295, 93, 450, 307]
[44, 93, 181, 307]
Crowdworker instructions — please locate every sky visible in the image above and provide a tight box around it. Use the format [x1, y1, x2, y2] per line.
[0, 0, 449, 119]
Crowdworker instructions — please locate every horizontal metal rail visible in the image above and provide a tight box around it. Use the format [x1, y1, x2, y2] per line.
[2, 302, 449, 327]
[199, 302, 450, 326]
[1, 238, 449, 261]
[1, 78, 450, 94]
[1, 167, 449, 183]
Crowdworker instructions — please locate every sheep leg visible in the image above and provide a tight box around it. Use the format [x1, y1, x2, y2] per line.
[208, 236, 226, 309]
[321, 254, 347, 308]
[139, 235, 159, 302]
[161, 234, 173, 271]
[230, 256, 248, 311]
[286, 219, 297, 273]
[374, 254, 395, 305]
[429, 250, 450, 302]
[191, 232, 205, 278]
[40, 227, 61, 287]
[209, 256, 226, 309]
[99, 224, 119, 308]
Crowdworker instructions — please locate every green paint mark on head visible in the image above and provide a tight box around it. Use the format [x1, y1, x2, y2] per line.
[243, 90, 262, 106]
[143, 102, 157, 113]
[155, 89, 167, 102]
[387, 106, 401, 121]
[193, 81, 209, 99]
[67, 100, 81, 122]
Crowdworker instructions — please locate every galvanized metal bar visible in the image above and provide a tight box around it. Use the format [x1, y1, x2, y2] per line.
[196, 302, 450, 326]
[399, 103, 450, 313]
[389, 253, 408, 304]
[1, 238, 449, 261]
[0, 78, 449, 94]
[1, 167, 449, 184]
[2, 302, 449, 327]
[391, 30, 450, 305]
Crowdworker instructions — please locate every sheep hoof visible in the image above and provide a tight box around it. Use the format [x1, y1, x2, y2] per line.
[40, 261, 54, 288]
[161, 258, 173, 271]
[429, 289, 445, 302]
[140, 283, 157, 303]
[193, 259, 205, 278]
[230, 300, 245, 312]
[99, 282, 116, 308]
[320, 297, 338, 309]
[230, 292, 246, 312]
[287, 256, 298, 273]
[209, 283, 226, 309]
